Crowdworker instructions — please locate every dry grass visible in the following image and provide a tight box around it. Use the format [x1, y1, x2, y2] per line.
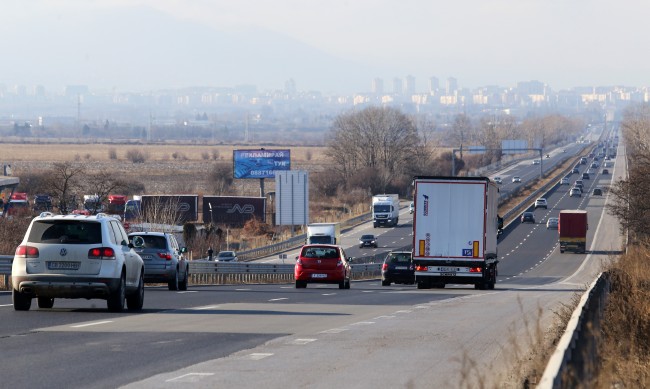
[593, 245, 650, 388]
[0, 142, 329, 163]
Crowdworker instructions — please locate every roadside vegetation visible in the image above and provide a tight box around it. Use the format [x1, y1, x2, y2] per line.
[589, 104, 650, 387]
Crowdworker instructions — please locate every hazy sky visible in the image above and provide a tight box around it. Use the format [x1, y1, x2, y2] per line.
[2, 0, 649, 93]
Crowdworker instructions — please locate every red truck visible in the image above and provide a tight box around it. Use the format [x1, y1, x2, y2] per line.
[559, 210, 588, 253]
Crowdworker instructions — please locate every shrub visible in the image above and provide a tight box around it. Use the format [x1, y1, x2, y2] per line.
[108, 148, 117, 160]
[126, 149, 148, 163]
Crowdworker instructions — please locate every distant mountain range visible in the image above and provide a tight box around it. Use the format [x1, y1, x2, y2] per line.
[1, 6, 378, 93]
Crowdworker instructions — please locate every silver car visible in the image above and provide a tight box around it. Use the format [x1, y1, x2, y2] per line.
[11, 213, 145, 311]
[215, 250, 238, 262]
[128, 231, 189, 290]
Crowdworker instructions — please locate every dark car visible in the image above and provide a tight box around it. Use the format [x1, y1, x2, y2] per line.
[592, 187, 603, 196]
[521, 212, 535, 224]
[582, 172, 590, 180]
[128, 232, 189, 291]
[294, 244, 351, 289]
[381, 251, 414, 286]
[602, 169, 609, 175]
[215, 250, 238, 262]
[572, 166, 580, 174]
[359, 234, 378, 248]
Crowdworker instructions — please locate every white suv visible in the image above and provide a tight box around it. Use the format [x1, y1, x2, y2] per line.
[12, 212, 145, 312]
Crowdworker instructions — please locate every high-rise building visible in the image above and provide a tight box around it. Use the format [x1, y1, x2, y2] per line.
[429, 77, 439, 93]
[393, 78, 403, 95]
[404, 75, 416, 96]
[372, 78, 384, 94]
[446, 77, 458, 95]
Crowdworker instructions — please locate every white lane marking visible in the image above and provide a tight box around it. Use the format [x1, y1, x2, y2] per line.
[362, 290, 374, 293]
[0, 304, 13, 307]
[166, 373, 215, 383]
[71, 321, 113, 328]
[194, 305, 220, 310]
[268, 298, 288, 301]
[236, 288, 251, 291]
[350, 321, 375, 326]
[279, 286, 293, 289]
[246, 353, 274, 360]
[320, 328, 348, 334]
[395, 310, 412, 314]
[322, 293, 336, 296]
[288, 338, 317, 345]
[177, 291, 197, 294]
[374, 315, 395, 320]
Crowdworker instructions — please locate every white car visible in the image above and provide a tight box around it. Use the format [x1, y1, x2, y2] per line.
[493, 177, 503, 185]
[512, 176, 521, 183]
[11, 212, 145, 311]
[560, 177, 570, 185]
[409, 201, 414, 214]
[546, 217, 559, 229]
[534, 198, 548, 209]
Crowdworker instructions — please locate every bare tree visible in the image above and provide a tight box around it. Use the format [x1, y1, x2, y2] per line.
[447, 113, 473, 159]
[327, 106, 421, 185]
[45, 162, 85, 214]
[208, 163, 234, 195]
[139, 196, 183, 233]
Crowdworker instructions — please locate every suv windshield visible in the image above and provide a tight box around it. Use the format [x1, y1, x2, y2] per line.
[28, 220, 102, 244]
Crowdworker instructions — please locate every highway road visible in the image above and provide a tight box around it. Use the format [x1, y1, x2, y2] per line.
[0, 131, 624, 388]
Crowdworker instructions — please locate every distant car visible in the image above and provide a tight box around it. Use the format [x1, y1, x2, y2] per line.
[602, 169, 609, 175]
[533, 160, 540, 165]
[521, 212, 535, 223]
[559, 177, 570, 185]
[591, 162, 599, 168]
[12, 213, 145, 311]
[215, 250, 238, 262]
[128, 231, 189, 290]
[582, 172, 590, 180]
[546, 217, 559, 229]
[570, 187, 582, 197]
[572, 166, 580, 174]
[359, 234, 378, 248]
[294, 244, 351, 289]
[381, 251, 414, 286]
[592, 187, 603, 196]
[409, 201, 414, 214]
[493, 177, 503, 185]
[512, 176, 521, 183]
[574, 180, 584, 191]
[535, 198, 548, 209]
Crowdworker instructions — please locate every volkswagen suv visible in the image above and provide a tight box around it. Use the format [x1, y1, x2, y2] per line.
[11, 212, 145, 311]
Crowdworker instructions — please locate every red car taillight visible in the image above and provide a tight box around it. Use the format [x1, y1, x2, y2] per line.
[382, 263, 388, 271]
[296, 258, 303, 266]
[88, 247, 116, 259]
[157, 252, 172, 260]
[16, 245, 39, 258]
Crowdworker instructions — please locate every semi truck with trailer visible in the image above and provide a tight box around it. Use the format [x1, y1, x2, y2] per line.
[412, 176, 500, 290]
[372, 194, 400, 228]
[306, 223, 341, 245]
[559, 210, 588, 253]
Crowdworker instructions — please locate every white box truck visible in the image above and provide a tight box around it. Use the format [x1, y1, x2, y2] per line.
[306, 223, 341, 245]
[412, 176, 499, 290]
[372, 194, 400, 228]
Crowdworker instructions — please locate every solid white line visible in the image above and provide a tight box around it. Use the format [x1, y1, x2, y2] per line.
[268, 298, 288, 301]
[194, 305, 220, 310]
[0, 304, 13, 307]
[321, 293, 336, 296]
[71, 321, 113, 328]
[166, 373, 215, 383]
[177, 291, 197, 294]
[247, 353, 274, 360]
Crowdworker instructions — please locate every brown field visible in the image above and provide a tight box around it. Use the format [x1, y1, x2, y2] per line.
[0, 142, 329, 163]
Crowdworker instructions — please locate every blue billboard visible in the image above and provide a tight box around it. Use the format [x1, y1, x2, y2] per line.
[233, 149, 291, 179]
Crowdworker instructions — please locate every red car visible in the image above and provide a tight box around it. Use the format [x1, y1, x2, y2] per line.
[294, 244, 351, 289]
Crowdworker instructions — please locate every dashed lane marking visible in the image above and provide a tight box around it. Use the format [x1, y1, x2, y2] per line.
[71, 321, 113, 328]
[166, 373, 215, 383]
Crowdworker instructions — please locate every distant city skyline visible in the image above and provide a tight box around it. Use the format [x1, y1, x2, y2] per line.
[1, 1, 649, 93]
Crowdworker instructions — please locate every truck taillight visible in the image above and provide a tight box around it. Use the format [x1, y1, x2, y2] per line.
[88, 247, 116, 259]
[16, 245, 39, 258]
[415, 265, 428, 271]
[469, 267, 482, 273]
[157, 252, 172, 260]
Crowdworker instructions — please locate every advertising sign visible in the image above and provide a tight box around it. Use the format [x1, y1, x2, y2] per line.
[140, 195, 198, 224]
[203, 196, 266, 226]
[233, 149, 291, 179]
[275, 170, 309, 226]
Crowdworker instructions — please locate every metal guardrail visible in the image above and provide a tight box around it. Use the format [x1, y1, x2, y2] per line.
[538, 272, 609, 388]
[0, 256, 12, 290]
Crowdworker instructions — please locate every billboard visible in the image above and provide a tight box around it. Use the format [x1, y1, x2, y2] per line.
[233, 149, 291, 179]
[501, 139, 528, 154]
[275, 170, 309, 226]
[140, 195, 198, 224]
[203, 196, 266, 226]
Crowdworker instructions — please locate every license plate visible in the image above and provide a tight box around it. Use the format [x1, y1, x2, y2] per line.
[441, 272, 456, 277]
[312, 274, 327, 278]
[438, 266, 457, 272]
[141, 255, 154, 260]
[395, 266, 407, 270]
[48, 261, 80, 270]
